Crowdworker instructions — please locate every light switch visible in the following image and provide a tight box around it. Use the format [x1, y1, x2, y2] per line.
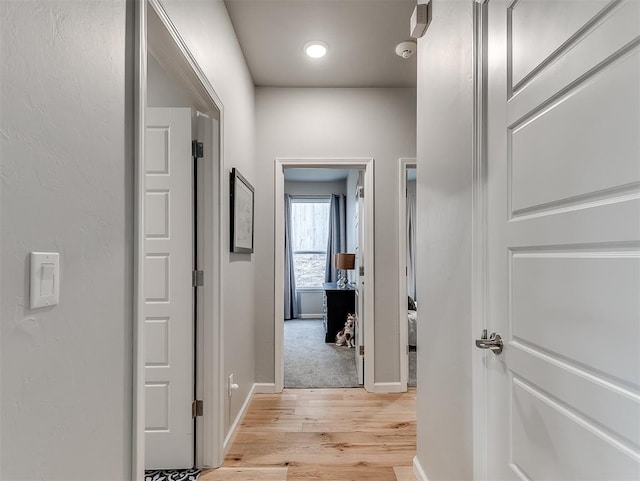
[40, 263, 55, 296]
[30, 252, 60, 309]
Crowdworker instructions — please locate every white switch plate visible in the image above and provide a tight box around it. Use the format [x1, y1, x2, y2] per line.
[30, 252, 60, 309]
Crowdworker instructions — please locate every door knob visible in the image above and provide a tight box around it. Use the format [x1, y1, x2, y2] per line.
[475, 329, 503, 354]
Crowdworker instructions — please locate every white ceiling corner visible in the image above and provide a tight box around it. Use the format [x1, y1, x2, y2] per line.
[223, 0, 417, 88]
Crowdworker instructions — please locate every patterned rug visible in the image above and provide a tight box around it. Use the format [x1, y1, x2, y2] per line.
[144, 468, 200, 481]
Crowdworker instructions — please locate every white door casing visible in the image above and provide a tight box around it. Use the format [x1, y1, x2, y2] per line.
[145, 107, 195, 469]
[482, 1, 640, 480]
[274, 158, 375, 392]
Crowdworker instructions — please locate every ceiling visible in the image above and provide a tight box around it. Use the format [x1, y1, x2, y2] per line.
[223, 0, 417, 88]
[284, 168, 351, 182]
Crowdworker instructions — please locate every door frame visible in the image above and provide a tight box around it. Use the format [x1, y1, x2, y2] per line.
[398, 158, 416, 391]
[471, 1, 489, 480]
[134, 0, 226, 477]
[274, 158, 375, 393]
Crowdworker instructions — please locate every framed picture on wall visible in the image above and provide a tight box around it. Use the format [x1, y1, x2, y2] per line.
[230, 168, 255, 253]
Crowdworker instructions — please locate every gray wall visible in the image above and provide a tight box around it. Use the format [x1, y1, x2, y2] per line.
[148, 53, 200, 109]
[415, 0, 474, 479]
[159, 0, 257, 435]
[407, 179, 416, 195]
[346, 169, 359, 285]
[0, 1, 133, 479]
[0, 2, 257, 478]
[255, 87, 416, 384]
[284, 180, 346, 196]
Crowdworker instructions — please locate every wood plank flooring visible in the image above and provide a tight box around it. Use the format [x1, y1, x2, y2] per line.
[201, 388, 416, 481]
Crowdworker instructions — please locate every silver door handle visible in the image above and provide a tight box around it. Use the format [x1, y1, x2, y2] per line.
[475, 329, 503, 354]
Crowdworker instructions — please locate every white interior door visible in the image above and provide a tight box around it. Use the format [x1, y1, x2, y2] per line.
[355, 177, 365, 385]
[145, 107, 195, 469]
[484, 1, 640, 479]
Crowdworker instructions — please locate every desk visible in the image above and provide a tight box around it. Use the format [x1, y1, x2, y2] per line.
[322, 283, 355, 343]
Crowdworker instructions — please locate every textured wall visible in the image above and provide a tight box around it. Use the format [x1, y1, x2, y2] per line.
[255, 87, 416, 384]
[284, 180, 347, 196]
[0, 1, 133, 479]
[147, 53, 200, 109]
[415, 0, 475, 479]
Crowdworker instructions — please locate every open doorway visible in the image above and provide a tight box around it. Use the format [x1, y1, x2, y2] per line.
[282, 168, 361, 388]
[399, 158, 417, 389]
[135, 1, 225, 477]
[274, 158, 375, 393]
[406, 167, 417, 387]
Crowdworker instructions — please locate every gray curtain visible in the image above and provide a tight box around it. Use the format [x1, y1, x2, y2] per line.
[284, 194, 298, 320]
[407, 192, 417, 300]
[325, 194, 347, 283]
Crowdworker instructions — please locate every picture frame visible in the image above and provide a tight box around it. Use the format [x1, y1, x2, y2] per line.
[230, 168, 255, 253]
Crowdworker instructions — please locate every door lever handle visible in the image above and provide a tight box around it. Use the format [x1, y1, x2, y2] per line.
[475, 330, 503, 354]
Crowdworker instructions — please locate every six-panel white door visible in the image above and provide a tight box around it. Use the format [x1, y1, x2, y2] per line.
[485, 1, 640, 479]
[145, 107, 195, 469]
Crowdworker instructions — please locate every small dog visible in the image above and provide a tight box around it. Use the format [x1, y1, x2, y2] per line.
[335, 314, 356, 348]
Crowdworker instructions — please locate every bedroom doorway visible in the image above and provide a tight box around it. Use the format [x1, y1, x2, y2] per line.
[399, 159, 417, 388]
[275, 158, 375, 393]
[282, 168, 361, 388]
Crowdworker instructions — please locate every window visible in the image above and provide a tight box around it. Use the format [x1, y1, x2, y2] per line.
[290, 197, 330, 288]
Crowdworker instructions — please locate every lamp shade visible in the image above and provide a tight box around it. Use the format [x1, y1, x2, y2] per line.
[334, 253, 355, 270]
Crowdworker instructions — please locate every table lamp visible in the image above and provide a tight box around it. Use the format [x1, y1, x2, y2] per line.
[334, 253, 355, 289]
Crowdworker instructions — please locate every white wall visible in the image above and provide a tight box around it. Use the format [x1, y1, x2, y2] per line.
[415, 1, 474, 479]
[0, 1, 133, 479]
[255, 87, 416, 384]
[158, 0, 257, 435]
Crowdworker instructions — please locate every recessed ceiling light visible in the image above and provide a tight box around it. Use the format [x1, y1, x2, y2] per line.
[304, 41, 328, 58]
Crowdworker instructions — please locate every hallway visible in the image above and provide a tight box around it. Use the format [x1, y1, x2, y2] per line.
[201, 388, 416, 481]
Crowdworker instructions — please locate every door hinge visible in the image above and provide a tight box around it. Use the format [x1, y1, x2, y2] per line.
[192, 140, 204, 159]
[192, 399, 204, 417]
[359, 266, 365, 276]
[192, 270, 204, 287]
[358, 186, 364, 198]
[359, 345, 365, 356]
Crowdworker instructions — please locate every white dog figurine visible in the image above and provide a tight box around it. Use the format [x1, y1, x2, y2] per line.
[335, 314, 356, 348]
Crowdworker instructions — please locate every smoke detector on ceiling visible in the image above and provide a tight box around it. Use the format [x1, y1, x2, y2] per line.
[395, 41, 417, 59]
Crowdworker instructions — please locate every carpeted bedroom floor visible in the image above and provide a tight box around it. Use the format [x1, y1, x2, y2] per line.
[408, 351, 416, 387]
[284, 319, 358, 388]
[284, 318, 417, 388]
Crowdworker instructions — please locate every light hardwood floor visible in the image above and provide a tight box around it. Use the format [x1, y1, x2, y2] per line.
[201, 388, 417, 481]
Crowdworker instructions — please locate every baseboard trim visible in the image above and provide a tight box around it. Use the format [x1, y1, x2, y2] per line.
[413, 456, 429, 481]
[299, 314, 323, 319]
[223, 383, 256, 453]
[370, 382, 405, 393]
[253, 382, 277, 394]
